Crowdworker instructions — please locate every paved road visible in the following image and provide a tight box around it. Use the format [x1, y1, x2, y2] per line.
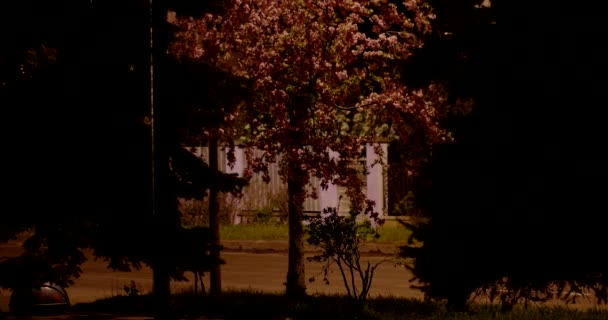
[66, 252, 418, 303]
[1, 245, 419, 312]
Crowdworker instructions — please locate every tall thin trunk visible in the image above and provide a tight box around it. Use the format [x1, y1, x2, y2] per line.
[194, 271, 199, 295]
[200, 272, 207, 295]
[208, 135, 222, 295]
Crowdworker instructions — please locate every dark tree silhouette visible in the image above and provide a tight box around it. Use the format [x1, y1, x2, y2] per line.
[1, 3, 247, 319]
[399, 0, 608, 310]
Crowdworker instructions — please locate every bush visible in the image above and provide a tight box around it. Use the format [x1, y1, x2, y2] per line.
[306, 207, 390, 302]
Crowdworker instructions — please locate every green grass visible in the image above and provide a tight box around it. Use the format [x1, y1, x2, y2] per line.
[220, 223, 289, 240]
[72, 290, 608, 320]
[371, 226, 412, 243]
[220, 223, 411, 242]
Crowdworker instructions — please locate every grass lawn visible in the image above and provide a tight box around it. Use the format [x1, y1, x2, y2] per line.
[220, 223, 412, 243]
[220, 223, 289, 240]
[73, 290, 608, 320]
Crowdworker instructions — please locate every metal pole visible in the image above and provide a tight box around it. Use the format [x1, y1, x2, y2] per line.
[150, 0, 172, 318]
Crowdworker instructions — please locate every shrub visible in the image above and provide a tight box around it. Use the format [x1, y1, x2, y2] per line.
[306, 207, 390, 302]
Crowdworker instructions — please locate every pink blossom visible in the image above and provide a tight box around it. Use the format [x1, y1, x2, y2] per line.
[171, 0, 445, 212]
[336, 70, 348, 81]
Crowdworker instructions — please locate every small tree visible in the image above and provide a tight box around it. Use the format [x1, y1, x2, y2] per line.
[172, 0, 445, 297]
[306, 206, 388, 303]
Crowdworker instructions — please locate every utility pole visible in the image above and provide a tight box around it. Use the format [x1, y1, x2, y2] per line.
[150, 0, 174, 318]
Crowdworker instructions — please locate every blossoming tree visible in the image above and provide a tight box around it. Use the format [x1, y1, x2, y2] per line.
[172, 0, 445, 297]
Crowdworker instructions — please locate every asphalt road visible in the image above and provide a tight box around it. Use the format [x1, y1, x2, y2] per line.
[1, 244, 419, 312]
[67, 251, 419, 302]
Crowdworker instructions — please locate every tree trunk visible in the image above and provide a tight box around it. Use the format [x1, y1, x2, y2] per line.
[194, 271, 199, 296]
[208, 135, 222, 295]
[285, 96, 309, 299]
[286, 166, 306, 298]
[200, 272, 207, 295]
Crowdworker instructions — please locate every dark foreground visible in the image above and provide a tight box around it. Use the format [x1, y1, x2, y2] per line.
[3, 291, 608, 320]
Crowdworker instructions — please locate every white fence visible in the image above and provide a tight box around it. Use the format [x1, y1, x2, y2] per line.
[188, 144, 387, 224]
